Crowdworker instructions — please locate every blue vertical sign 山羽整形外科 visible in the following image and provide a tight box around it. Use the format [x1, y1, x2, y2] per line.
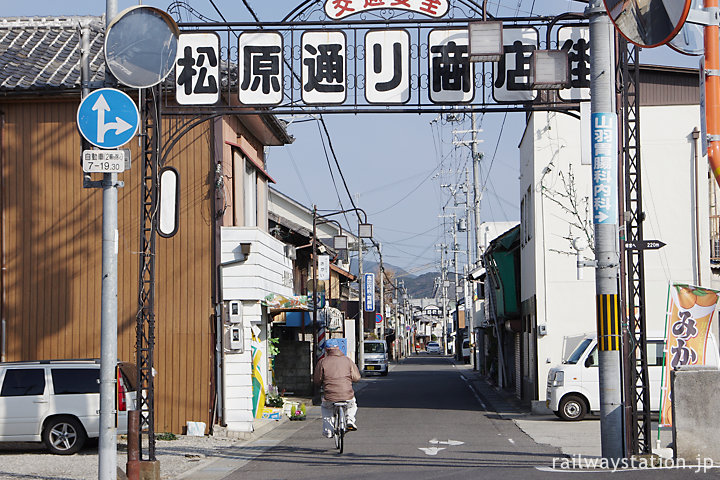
[591, 112, 617, 224]
[77, 88, 140, 149]
[364, 273, 375, 312]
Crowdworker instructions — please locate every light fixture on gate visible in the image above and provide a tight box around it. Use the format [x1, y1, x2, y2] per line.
[333, 235, 348, 250]
[529, 50, 570, 90]
[468, 21, 503, 62]
[358, 223, 373, 238]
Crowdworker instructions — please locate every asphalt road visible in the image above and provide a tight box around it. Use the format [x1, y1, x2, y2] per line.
[217, 356, 719, 480]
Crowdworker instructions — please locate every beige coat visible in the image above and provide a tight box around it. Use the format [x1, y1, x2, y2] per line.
[313, 348, 361, 402]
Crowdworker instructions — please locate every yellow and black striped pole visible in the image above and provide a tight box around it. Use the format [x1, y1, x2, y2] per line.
[596, 294, 621, 351]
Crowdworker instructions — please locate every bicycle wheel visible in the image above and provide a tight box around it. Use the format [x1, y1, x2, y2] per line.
[333, 409, 341, 450]
[337, 407, 345, 454]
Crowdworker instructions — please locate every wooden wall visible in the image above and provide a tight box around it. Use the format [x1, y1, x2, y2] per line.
[0, 98, 215, 434]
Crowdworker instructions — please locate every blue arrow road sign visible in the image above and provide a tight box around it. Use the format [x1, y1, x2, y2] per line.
[77, 88, 140, 149]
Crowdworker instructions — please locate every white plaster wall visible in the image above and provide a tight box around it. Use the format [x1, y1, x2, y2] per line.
[522, 105, 710, 402]
[638, 105, 708, 329]
[221, 227, 294, 301]
[521, 111, 596, 400]
[223, 301, 265, 433]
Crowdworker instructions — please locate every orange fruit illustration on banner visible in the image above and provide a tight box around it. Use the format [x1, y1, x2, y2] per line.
[696, 291, 718, 307]
[677, 287, 697, 309]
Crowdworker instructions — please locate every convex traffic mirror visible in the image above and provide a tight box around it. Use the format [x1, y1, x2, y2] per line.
[603, 0, 691, 48]
[105, 6, 179, 88]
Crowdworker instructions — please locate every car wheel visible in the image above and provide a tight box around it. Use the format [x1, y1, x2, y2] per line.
[558, 395, 586, 421]
[380, 371, 388, 377]
[553, 410, 562, 418]
[43, 416, 87, 455]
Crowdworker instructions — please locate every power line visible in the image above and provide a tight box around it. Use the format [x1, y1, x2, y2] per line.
[316, 120, 347, 211]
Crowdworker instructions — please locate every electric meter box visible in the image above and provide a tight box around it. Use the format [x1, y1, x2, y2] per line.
[227, 300, 242, 324]
[228, 326, 244, 352]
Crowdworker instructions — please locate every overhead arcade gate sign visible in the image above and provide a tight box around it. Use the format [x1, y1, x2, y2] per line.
[169, 0, 591, 115]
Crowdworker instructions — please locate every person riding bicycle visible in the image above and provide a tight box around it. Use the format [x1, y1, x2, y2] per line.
[313, 338, 361, 437]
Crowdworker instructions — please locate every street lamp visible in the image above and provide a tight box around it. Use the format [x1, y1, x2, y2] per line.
[468, 21, 504, 62]
[529, 50, 570, 90]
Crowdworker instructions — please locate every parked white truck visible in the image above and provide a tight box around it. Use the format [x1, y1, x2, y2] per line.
[546, 332, 719, 421]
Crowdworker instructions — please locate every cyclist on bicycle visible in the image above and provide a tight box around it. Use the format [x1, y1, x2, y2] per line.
[313, 339, 361, 437]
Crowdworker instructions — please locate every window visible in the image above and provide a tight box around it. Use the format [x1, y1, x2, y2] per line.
[646, 342, 665, 367]
[0, 368, 45, 396]
[244, 160, 257, 227]
[565, 338, 592, 364]
[586, 346, 598, 367]
[364, 343, 385, 354]
[51, 368, 100, 395]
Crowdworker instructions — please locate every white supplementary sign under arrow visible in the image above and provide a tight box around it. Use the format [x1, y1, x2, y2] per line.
[93, 94, 133, 143]
[430, 438, 465, 446]
[418, 447, 446, 456]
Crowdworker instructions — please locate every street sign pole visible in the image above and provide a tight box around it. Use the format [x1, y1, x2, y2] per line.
[588, 0, 624, 461]
[99, 2, 118, 479]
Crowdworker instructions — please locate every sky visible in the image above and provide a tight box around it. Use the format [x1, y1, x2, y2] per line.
[2, 0, 699, 276]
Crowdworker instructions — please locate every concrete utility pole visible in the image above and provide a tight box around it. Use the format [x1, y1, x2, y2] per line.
[439, 247, 448, 355]
[464, 169, 475, 368]
[452, 216, 461, 361]
[378, 243, 385, 341]
[471, 113, 483, 267]
[357, 237, 365, 371]
[395, 279, 401, 361]
[588, 0, 623, 460]
[99, 1, 119, 479]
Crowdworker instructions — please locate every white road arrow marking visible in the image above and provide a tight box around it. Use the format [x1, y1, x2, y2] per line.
[442, 439, 465, 446]
[429, 438, 464, 446]
[92, 94, 133, 143]
[419, 447, 445, 456]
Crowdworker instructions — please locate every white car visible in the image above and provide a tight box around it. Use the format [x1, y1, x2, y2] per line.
[0, 360, 136, 454]
[363, 340, 389, 376]
[426, 342, 441, 354]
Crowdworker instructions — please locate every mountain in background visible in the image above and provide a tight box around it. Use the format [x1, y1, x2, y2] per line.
[349, 259, 440, 299]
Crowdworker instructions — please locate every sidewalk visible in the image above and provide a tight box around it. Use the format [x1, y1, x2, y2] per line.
[455, 362, 673, 459]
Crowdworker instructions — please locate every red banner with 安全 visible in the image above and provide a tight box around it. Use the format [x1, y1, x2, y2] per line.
[660, 283, 720, 427]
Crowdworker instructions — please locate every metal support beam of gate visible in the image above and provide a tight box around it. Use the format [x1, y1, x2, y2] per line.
[619, 38, 652, 456]
[136, 85, 161, 461]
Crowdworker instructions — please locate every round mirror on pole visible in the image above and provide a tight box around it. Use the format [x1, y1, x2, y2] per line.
[105, 6, 179, 88]
[669, 0, 704, 56]
[603, 0, 692, 48]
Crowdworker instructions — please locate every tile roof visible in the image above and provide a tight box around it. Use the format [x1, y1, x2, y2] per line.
[0, 16, 105, 92]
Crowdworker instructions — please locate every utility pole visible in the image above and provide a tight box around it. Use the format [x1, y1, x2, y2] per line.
[99, 1, 119, 479]
[357, 236, 364, 371]
[451, 216, 461, 361]
[464, 169, 475, 369]
[588, 0, 623, 460]
[471, 113, 483, 267]
[438, 245, 448, 355]
[379, 243, 385, 341]
[395, 278, 401, 362]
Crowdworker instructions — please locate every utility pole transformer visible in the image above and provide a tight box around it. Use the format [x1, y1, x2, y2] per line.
[588, 0, 624, 460]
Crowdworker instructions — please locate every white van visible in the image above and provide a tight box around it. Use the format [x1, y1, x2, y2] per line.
[0, 360, 136, 454]
[546, 333, 719, 421]
[363, 340, 389, 376]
